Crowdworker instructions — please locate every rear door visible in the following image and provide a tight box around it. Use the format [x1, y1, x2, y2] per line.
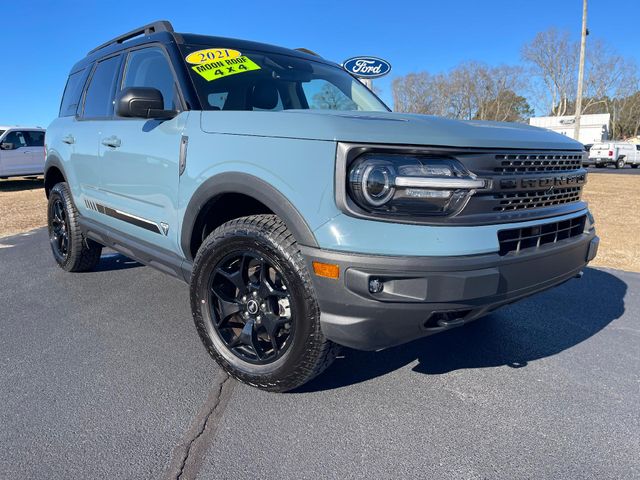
[23, 130, 45, 174]
[73, 54, 123, 224]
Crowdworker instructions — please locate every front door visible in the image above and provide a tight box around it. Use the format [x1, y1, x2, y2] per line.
[0, 131, 31, 175]
[95, 46, 186, 254]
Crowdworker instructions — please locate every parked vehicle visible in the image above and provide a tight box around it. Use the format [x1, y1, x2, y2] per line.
[0, 126, 46, 179]
[586, 142, 640, 168]
[45, 21, 599, 392]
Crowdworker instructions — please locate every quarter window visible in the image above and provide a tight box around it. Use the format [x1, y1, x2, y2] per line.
[122, 47, 179, 110]
[83, 55, 122, 118]
[59, 68, 88, 117]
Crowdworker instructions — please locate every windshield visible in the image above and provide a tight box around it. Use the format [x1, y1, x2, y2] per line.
[180, 46, 389, 113]
[0, 130, 5, 138]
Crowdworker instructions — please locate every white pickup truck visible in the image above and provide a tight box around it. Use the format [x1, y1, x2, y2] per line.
[587, 142, 640, 169]
[0, 126, 46, 179]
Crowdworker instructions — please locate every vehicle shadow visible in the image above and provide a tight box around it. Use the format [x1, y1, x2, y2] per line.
[93, 253, 142, 272]
[0, 177, 44, 192]
[296, 267, 627, 393]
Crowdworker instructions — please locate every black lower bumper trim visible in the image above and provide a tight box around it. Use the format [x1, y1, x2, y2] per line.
[301, 231, 598, 351]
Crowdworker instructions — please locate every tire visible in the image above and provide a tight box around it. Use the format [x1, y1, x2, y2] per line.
[190, 214, 338, 392]
[616, 158, 625, 169]
[595, 164, 604, 168]
[47, 182, 102, 272]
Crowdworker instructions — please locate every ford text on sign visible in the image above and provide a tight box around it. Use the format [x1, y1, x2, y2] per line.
[342, 57, 391, 78]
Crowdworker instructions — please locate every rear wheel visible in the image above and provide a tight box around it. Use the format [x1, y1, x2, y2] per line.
[47, 182, 102, 272]
[616, 158, 625, 169]
[190, 214, 338, 392]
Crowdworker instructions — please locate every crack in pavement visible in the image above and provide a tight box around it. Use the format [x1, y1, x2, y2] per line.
[165, 375, 236, 480]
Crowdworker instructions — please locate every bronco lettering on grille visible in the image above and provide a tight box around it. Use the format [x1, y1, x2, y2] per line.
[499, 173, 586, 190]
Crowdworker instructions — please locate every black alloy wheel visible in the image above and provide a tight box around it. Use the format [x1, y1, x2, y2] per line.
[190, 214, 338, 392]
[209, 251, 294, 365]
[47, 182, 102, 272]
[50, 198, 69, 260]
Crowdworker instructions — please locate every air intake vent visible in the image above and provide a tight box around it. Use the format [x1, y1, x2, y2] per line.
[498, 215, 586, 255]
[493, 187, 582, 212]
[494, 153, 583, 174]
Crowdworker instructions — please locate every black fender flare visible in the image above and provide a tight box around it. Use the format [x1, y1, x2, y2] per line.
[43, 154, 67, 196]
[180, 172, 319, 260]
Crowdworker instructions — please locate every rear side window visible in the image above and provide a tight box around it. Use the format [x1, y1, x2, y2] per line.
[122, 47, 179, 110]
[24, 131, 45, 147]
[59, 69, 89, 117]
[83, 55, 122, 118]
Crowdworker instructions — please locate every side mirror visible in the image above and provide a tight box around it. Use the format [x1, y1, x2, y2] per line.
[115, 87, 177, 119]
[0, 142, 14, 150]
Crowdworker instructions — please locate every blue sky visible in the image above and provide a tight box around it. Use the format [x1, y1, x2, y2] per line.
[1, 0, 638, 127]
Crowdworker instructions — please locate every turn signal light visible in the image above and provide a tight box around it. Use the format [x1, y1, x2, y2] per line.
[312, 261, 340, 279]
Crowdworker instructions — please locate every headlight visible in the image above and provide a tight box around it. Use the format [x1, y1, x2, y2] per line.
[347, 154, 488, 217]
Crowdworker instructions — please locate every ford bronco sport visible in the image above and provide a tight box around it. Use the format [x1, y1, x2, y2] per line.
[46, 21, 599, 392]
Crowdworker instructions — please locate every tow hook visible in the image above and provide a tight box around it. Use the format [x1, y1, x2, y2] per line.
[575, 270, 584, 279]
[437, 317, 465, 328]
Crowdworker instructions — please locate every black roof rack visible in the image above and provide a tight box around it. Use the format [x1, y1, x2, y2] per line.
[295, 47, 321, 57]
[88, 20, 174, 55]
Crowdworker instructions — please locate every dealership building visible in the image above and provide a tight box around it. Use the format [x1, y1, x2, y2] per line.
[529, 113, 610, 145]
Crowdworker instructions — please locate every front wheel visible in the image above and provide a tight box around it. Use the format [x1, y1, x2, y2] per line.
[47, 182, 102, 272]
[190, 215, 338, 392]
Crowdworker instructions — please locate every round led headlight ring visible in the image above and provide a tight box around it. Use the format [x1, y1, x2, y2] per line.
[361, 164, 395, 206]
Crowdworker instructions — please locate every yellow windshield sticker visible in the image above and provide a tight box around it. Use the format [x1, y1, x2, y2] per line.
[185, 48, 241, 64]
[192, 55, 261, 82]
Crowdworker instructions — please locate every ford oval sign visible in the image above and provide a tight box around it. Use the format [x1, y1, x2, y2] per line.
[343, 57, 391, 79]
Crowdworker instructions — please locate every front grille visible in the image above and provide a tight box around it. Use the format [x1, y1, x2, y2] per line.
[498, 215, 586, 255]
[493, 186, 582, 212]
[494, 153, 584, 174]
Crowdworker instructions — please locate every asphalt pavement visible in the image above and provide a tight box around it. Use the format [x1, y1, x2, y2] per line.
[1, 229, 638, 479]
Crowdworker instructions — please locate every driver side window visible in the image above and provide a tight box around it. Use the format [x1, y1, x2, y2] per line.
[122, 47, 180, 111]
[2, 131, 27, 150]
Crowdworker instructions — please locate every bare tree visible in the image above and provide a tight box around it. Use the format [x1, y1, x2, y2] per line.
[392, 72, 441, 114]
[522, 28, 578, 116]
[392, 62, 531, 122]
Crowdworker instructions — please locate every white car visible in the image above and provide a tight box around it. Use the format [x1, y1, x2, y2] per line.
[0, 126, 46, 179]
[587, 142, 640, 169]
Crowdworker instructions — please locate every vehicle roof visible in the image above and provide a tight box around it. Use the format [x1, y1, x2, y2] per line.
[70, 28, 336, 73]
[0, 125, 44, 131]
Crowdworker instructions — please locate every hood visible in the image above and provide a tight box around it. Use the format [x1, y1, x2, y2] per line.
[200, 110, 583, 150]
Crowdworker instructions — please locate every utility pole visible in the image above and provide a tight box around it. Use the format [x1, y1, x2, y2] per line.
[574, 0, 588, 142]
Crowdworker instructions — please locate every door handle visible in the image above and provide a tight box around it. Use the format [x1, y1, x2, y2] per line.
[101, 136, 121, 148]
[62, 134, 75, 145]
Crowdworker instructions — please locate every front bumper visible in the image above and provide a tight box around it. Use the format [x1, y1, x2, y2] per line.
[301, 230, 598, 351]
[585, 158, 610, 165]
